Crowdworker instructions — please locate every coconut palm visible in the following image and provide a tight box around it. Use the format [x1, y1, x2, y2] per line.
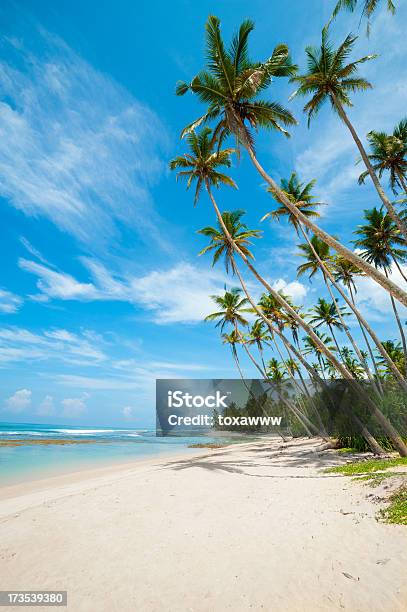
[169, 127, 236, 204]
[247, 320, 271, 372]
[261, 172, 325, 234]
[377, 340, 405, 377]
[331, 0, 396, 33]
[358, 123, 407, 195]
[308, 298, 350, 354]
[176, 16, 407, 305]
[198, 210, 261, 274]
[354, 207, 407, 375]
[332, 255, 383, 387]
[303, 331, 337, 376]
[297, 235, 332, 280]
[291, 28, 407, 242]
[222, 330, 245, 379]
[205, 288, 251, 332]
[340, 347, 366, 379]
[298, 234, 404, 388]
[267, 358, 287, 382]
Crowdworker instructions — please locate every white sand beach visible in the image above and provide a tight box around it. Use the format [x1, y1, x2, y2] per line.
[0, 438, 406, 612]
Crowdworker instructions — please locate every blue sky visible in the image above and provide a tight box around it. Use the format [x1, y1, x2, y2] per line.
[0, 0, 406, 426]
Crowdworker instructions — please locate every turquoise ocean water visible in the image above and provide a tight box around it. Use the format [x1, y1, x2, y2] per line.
[0, 422, 226, 485]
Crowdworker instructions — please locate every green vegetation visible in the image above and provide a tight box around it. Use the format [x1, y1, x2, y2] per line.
[326, 457, 407, 475]
[379, 486, 407, 525]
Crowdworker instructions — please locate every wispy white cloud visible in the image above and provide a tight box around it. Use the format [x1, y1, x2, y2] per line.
[0, 29, 168, 248]
[19, 255, 229, 324]
[5, 388, 31, 412]
[0, 326, 106, 365]
[0, 288, 23, 313]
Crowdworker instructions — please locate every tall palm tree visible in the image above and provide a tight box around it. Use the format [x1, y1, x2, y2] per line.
[354, 207, 407, 374]
[333, 255, 383, 387]
[291, 28, 407, 242]
[308, 298, 350, 354]
[169, 127, 236, 204]
[176, 16, 407, 305]
[298, 234, 405, 389]
[358, 123, 407, 194]
[261, 172, 325, 234]
[222, 330, 245, 380]
[247, 320, 271, 372]
[198, 210, 261, 274]
[205, 288, 251, 332]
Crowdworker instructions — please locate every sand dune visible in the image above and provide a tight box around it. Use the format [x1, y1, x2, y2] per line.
[0, 438, 406, 611]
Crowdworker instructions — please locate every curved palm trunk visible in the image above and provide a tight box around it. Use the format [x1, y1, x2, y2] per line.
[297, 224, 407, 391]
[238, 329, 328, 440]
[298, 224, 383, 393]
[244, 145, 407, 307]
[332, 96, 407, 242]
[233, 257, 386, 453]
[391, 254, 407, 284]
[385, 269, 407, 377]
[205, 184, 406, 456]
[396, 170, 407, 194]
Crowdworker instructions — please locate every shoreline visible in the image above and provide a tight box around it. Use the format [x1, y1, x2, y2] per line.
[1, 437, 406, 611]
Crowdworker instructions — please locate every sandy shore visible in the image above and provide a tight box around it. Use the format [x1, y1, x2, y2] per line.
[0, 437, 406, 611]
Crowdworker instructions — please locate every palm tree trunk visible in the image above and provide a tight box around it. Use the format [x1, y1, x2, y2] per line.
[385, 269, 407, 377]
[332, 95, 407, 242]
[296, 223, 407, 391]
[205, 186, 406, 455]
[232, 257, 387, 454]
[243, 145, 407, 307]
[298, 224, 383, 393]
[396, 170, 407, 194]
[238, 330, 328, 440]
[391, 254, 407, 284]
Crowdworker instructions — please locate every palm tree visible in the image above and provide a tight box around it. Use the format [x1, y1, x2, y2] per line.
[333, 255, 383, 387]
[354, 207, 407, 375]
[205, 288, 251, 332]
[291, 28, 407, 242]
[261, 172, 325, 234]
[340, 347, 366, 379]
[297, 235, 332, 280]
[267, 358, 286, 382]
[169, 127, 236, 204]
[377, 340, 405, 377]
[298, 234, 405, 389]
[176, 16, 407, 305]
[222, 330, 245, 380]
[331, 0, 396, 33]
[198, 210, 261, 274]
[303, 331, 337, 378]
[358, 123, 407, 194]
[308, 298, 350, 354]
[247, 320, 271, 372]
